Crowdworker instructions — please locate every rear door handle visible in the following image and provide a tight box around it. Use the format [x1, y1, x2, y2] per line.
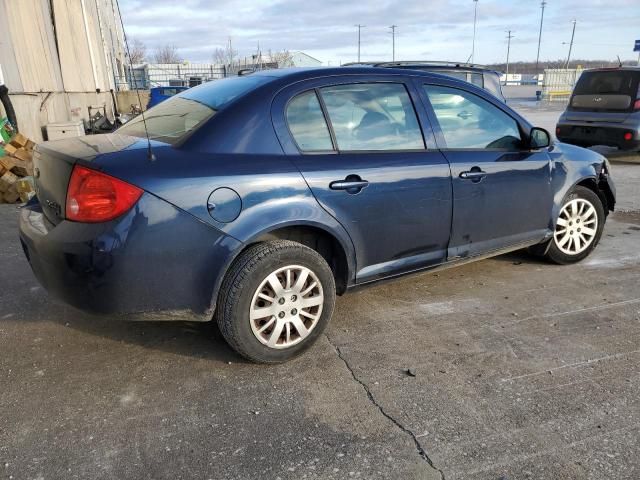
[329, 175, 369, 194]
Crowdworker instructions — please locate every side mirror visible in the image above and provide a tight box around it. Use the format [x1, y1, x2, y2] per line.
[529, 127, 551, 149]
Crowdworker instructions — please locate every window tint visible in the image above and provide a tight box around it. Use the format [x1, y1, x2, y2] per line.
[286, 91, 333, 151]
[119, 75, 273, 145]
[424, 85, 521, 149]
[319, 83, 424, 151]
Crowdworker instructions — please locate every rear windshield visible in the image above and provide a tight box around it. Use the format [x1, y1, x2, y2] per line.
[574, 70, 639, 96]
[118, 75, 270, 145]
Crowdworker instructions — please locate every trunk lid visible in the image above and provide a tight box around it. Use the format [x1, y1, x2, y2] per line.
[33, 134, 154, 225]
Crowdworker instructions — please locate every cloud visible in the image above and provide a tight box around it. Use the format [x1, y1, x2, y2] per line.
[119, 0, 640, 64]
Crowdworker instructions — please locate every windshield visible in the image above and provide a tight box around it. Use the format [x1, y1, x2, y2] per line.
[118, 75, 271, 145]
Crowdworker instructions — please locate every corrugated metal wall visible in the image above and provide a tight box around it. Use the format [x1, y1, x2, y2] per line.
[0, 0, 127, 141]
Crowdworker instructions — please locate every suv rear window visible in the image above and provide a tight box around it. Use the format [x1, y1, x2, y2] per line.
[571, 70, 640, 111]
[119, 75, 270, 145]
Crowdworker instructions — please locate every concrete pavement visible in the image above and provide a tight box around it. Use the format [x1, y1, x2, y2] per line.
[1, 165, 639, 480]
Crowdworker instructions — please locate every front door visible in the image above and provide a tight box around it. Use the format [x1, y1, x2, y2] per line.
[274, 78, 452, 283]
[421, 83, 553, 259]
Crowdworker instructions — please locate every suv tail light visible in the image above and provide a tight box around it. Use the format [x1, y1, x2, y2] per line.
[634, 99, 640, 111]
[66, 165, 143, 222]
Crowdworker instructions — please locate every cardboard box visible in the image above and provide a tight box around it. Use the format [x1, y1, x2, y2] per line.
[4, 143, 17, 156]
[0, 171, 18, 192]
[0, 156, 16, 172]
[10, 132, 28, 148]
[12, 148, 32, 163]
[11, 159, 32, 177]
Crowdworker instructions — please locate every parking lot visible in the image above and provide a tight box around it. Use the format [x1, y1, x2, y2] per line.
[2, 103, 640, 480]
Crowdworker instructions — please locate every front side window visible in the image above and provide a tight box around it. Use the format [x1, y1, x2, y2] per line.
[286, 91, 334, 152]
[319, 83, 424, 151]
[424, 85, 521, 149]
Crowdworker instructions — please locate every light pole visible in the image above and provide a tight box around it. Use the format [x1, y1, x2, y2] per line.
[535, 1, 546, 75]
[389, 25, 397, 61]
[565, 19, 577, 68]
[355, 24, 365, 62]
[505, 30, 514, 86]
[471, 0, 479, 64]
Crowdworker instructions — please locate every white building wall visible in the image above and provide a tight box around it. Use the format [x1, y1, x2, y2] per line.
[0, 0, 126, 141]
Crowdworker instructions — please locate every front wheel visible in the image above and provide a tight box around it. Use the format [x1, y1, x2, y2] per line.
[544, 186, 605, 265]
[216, 240, 336, 363]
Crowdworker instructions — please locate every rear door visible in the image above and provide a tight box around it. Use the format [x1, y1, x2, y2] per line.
[272, 75, 452, 283]
[418, 81, 553, 259]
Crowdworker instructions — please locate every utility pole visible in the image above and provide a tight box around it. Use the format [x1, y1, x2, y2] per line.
[355, 24, 365, 62]
[565, 19, 577, 68]
[471, 0, 479, 64]
[389, 25, 397, 61]
[505, 30, 514, 86]
[535, 1, 546, 75]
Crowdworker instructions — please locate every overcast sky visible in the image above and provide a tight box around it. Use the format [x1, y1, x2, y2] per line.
[120, 0, 640, 65]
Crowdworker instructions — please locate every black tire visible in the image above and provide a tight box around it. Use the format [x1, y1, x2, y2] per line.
[544, 186, 606, 265]
[216, 240, 336, 363]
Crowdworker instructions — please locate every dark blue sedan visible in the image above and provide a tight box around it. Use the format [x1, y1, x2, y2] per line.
[19, 67, 616, 363]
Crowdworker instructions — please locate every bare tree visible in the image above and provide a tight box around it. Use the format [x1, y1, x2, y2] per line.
[269, 49, 294, 68]
[128, 38, 147, 64]
[152, 45, 182, 64]
[212, 39, 238, 66]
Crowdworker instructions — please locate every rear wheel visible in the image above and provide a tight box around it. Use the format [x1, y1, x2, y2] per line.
[544, 186, 605, 264]
[216, 240, 336, 363]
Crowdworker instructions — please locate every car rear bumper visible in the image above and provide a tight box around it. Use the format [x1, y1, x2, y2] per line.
[19, 194, 241, 321]
[556, 121, 640, 150]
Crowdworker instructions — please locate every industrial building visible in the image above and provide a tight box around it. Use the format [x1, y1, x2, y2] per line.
[0, 0, 127, 142]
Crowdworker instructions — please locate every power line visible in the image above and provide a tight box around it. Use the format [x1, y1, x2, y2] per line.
[535, 1, 546, 75]
[389, 25, 397, 61]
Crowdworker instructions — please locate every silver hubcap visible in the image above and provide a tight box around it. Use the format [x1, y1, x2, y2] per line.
[250, 265, 324, 349]
[554, 198, 598, 255]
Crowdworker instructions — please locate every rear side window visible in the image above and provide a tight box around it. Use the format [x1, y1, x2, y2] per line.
[319, 83, 424, 151]
[425, 85, 521, 150]
[286, 91, 334, 152]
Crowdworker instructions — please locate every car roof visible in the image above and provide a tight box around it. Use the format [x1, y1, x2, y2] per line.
[342, 61, 502, 75]
[581, 66, 640, 73]
[248, 66, 486, 83]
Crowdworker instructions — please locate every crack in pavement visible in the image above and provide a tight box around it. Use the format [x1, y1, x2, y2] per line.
[326, 334, 446, 480]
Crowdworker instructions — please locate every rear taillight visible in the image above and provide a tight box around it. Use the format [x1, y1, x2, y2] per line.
[65, 165, 143, 222]
[624, 132, 634, 141]
[634, 99, 640, 111]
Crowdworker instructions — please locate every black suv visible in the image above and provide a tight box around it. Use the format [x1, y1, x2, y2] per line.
[556, 67, 640, 151]
[343, 61, 505, 102]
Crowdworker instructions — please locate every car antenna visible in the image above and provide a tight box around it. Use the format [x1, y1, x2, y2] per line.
[616, 55, 622, 68]
[116, 0, 155, 161]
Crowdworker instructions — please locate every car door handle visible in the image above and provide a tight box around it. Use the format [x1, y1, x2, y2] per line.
[459, 170, 487, 180]
[457, 111, 473, 119]
[329, 176, 369, 194]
